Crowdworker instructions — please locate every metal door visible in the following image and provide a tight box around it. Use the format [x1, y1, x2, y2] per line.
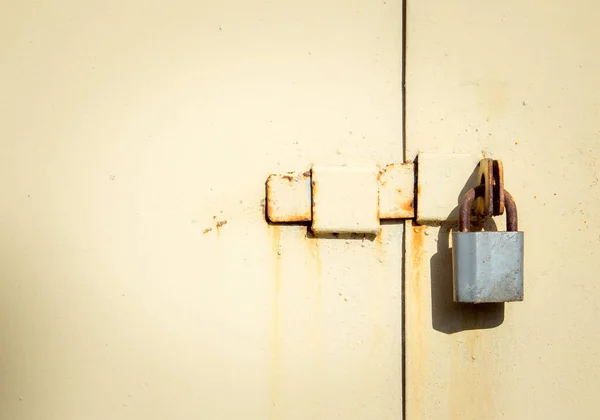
[405, 1, 600, 418]
[0, 1, 404, 419]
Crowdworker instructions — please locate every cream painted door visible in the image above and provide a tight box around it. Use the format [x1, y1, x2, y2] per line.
[0, 1, 403, 419]
[405, 1, 600, 419]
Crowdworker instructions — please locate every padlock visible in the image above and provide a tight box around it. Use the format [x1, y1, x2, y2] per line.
[452, 186, 524, 303]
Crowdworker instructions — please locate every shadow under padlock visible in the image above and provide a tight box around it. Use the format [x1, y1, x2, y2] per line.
[428, 166, 505, 334]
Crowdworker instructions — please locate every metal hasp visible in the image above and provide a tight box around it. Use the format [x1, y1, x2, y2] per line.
[266, 163, 415, 234]
[452, 184, 524, 303]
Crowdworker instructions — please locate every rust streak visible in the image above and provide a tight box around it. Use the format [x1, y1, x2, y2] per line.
[307, 233, 323, 414]
[269, 225, 282, 420]
[307, 235, 322, 276]
[374, 229, 386, 263]
[408, 224, 427, 417]
[411, 225, 427, 295]
[202, 227, 213, 234]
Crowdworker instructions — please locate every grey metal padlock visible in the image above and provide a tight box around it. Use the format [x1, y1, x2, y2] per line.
[452, 187, 524, 303]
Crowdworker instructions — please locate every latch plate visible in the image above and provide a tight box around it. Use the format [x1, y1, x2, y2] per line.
[266, 171, 312, 223]
[311, 165, 380, 235]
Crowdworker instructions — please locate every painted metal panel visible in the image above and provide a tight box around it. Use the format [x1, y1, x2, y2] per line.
[0, 1, 403, 419]
[406, 1, 600, 418]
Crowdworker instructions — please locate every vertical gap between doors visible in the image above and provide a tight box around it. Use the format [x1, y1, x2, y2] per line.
[401, 0, 408, 418]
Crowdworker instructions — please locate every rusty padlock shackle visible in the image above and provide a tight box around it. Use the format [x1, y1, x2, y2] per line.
[459, 185, 518, 232]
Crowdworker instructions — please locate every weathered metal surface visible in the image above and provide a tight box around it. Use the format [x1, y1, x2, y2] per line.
[378, 162, 415, 219]
[266, 172, 312, 223]
[416, 153, 482, 223]
[310, 165, 380, 234]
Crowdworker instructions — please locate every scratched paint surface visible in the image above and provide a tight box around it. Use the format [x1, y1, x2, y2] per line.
[0, 1, 403, 419]
[406, 1, 600, 418]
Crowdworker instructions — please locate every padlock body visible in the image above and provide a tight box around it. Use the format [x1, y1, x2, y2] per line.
[452, 231, 524, 303]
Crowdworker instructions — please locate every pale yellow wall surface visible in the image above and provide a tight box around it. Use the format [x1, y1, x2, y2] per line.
[406, 1, 600, 419]
[0, 1, 403, 419]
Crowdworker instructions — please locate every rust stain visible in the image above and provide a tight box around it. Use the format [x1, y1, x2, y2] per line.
[375, 231, 384, 247]
[378, 163, 397, 178]
[374, 230, 386, 262]
[411, 225, 427, 275]
[377, 163, 392, 182]
[308, 234, 323, 408]
[271, 225, 282, 290]
[400, 197, 415, 217]
[277, 213, 311, 223]
[202, 227, 213, 234]
[408, 224, 427, 417]
[410, 225, 427, 322]
[307, 235, 322, 276]
[215, 220, 228, 235]
[269, 225, 282, 420]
